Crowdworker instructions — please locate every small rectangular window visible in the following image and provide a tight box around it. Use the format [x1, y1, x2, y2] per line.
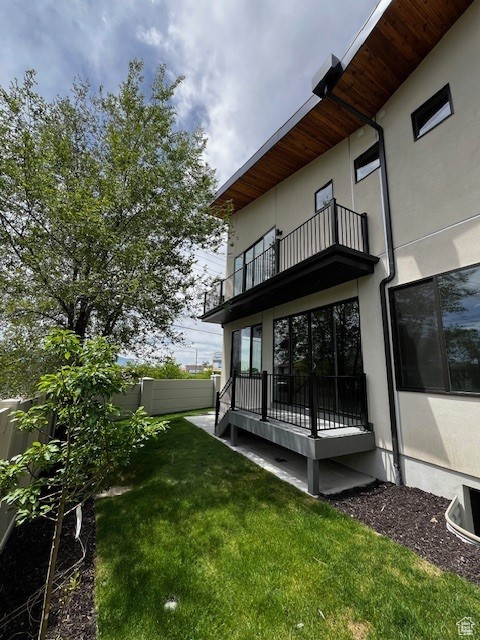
[314, 181, 333, 212]
[411, 84, 453, 140]
[354, 143, 380, 183]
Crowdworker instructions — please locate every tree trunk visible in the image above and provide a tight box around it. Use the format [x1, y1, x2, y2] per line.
[38, 487, 67, 640]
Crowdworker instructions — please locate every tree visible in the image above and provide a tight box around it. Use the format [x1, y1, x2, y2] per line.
[0, 328, 166, 640]
[123, 357, 190, 380]
[0, 60, 229, 394]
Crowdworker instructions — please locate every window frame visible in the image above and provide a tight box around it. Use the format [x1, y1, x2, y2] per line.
[230, 323, 263, 376]
[314, 180, 333, 213]
[390, 261, 480, 397]
[234, 227, 276, 293]
[411, 84, 453, 141]
[273, 296, 363, 377]
[353, 142, 380, 183]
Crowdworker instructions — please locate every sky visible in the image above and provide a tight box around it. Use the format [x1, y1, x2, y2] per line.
[0, 0, 378, 366]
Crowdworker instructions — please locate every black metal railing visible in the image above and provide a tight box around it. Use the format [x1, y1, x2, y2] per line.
[228, 370, 369, 436]
[203, 198, 369, 314]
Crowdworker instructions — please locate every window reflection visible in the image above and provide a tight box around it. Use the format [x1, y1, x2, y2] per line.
[391, 264, 480, 394]
[315, 181, 333, 212]
[439, 266, 480, 392]
[273, 299, 363, 406]
[393, 282, 444, 389]
[231, 324, 263, 376]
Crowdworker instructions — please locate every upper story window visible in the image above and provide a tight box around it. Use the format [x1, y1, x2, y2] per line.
[411, 84, 453, 140]
[391, 263, 480, 394]
[233, 228, 276, 296]
[315, 180, 333, 212]
[354, 143, 380, 183]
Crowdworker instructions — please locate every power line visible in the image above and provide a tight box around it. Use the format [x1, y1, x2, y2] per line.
[192, 264, 224, 277]
[171, 323, 222, 336]
[196, 252, 226, 267]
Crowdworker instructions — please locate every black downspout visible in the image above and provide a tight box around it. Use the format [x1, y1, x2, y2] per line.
[323, 90, 403, 486]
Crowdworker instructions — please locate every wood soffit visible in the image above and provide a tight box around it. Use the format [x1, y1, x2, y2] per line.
[213, 0, 473, 215]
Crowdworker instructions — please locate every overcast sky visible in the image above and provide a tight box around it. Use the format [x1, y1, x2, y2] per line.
[0, 0, 378, 366]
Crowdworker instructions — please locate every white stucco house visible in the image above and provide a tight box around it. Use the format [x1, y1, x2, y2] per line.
[201, 0, 480, 543]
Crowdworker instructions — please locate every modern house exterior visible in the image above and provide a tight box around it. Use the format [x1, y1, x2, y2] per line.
[201, 0, 480, 543]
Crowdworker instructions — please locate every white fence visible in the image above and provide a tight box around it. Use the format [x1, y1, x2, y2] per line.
[0, 398, 53, 553]
[114, 376, 220, 416]
[0, 376, 220, 552]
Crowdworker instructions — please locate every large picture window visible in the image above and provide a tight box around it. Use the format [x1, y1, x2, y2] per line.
[231, 324, 262, 375]
[273, 299, 363, 408]
[391, 264, 480, 394]
[274, 299, 363, 377]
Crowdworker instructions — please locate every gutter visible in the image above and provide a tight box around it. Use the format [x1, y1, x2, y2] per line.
[312, 56, 403, 486]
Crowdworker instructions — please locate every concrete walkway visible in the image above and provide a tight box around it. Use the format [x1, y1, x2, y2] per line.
[186, 413, 374, 497]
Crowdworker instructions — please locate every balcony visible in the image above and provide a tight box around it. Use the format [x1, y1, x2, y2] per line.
[200, 199, 379, 324]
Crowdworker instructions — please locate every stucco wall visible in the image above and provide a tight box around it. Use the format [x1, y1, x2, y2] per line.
[379, 1, 480, 483]
[226, 128, 386, 275]
[220, 0, 480, 497]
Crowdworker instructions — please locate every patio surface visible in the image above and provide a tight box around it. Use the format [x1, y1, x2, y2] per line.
[187, 413, 375, 496]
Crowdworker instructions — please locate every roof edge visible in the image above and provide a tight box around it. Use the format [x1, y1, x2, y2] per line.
[214, 0, 392, 204]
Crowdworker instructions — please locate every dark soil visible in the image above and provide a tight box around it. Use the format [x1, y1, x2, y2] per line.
[0, 499, 96, 640]
[325, 481, 480, 586]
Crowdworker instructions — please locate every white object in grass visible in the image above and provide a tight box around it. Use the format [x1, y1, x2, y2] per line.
[164, 598, 178, 611]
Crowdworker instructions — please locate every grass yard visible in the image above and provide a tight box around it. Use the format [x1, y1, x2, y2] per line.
[95, 413, 480, 640]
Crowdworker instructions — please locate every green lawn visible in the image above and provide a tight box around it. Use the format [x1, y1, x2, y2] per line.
[95, 412, 480, 640]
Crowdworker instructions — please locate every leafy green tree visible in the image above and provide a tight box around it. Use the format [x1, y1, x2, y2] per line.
[124, 357, 190, 380]
[0, 60, 229, 395]
[0, 329, 166, 640]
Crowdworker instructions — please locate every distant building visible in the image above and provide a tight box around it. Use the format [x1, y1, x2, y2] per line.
[212, 352, 223, 370]
[184, 364, 205, 375]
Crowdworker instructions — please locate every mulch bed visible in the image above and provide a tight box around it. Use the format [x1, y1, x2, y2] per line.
[1, 482, 479, 638]
[325, 481, 480, 586]
[0, 499, 96, 640]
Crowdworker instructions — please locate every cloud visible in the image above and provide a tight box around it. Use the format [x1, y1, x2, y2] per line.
[136, 26, 164, 48]
[0, 0, 378, 184]
[148, 0, 379, 185]
[0, 0, 378, 364]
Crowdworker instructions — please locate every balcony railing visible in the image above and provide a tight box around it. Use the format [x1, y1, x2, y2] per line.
[216, 371, 370, 437]
[203, 199, 369, 315]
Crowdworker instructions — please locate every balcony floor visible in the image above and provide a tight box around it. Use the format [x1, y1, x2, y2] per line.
[201, 245, 379, 324]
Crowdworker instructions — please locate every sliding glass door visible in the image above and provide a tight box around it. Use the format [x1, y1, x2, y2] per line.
[273, 298, 363, 412]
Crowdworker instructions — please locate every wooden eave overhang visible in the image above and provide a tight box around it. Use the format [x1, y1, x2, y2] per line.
[213, 0, 473, 215]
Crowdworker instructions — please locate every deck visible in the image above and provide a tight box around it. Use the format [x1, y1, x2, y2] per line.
[218, 408, 375, 462]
